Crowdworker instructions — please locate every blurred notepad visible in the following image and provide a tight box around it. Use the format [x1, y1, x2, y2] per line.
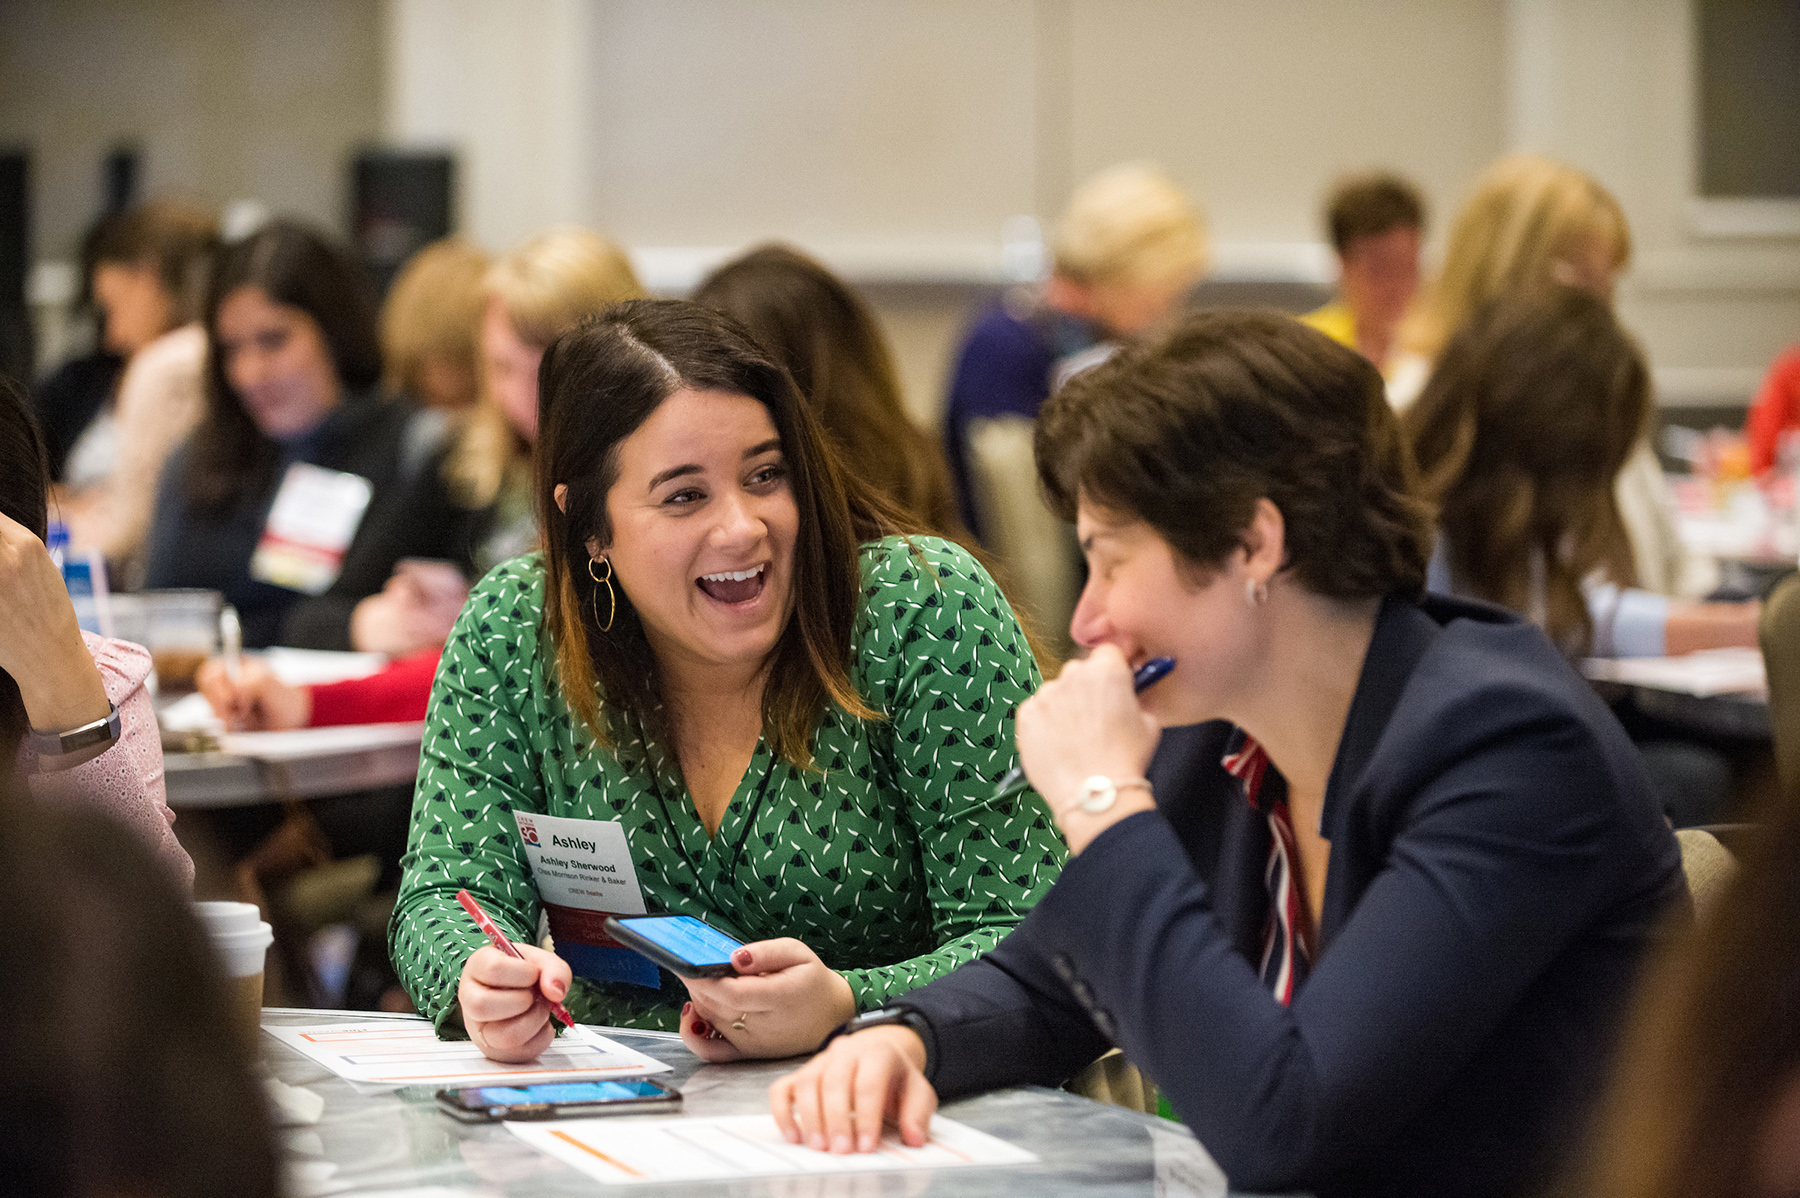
[508, 1113, 1036, 1186]
[264, 1019, 670, 1088]
[218, 722, 424, 761]
[261, 647, 389, 685]
[1581, 648, 1767, 698]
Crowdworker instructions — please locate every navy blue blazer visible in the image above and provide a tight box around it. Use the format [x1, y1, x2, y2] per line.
[897, 594, 1684, 1198]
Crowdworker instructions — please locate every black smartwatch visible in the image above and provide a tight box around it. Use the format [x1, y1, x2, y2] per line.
[817, 1006, 937, 1078]
[29, 702, 122, 771]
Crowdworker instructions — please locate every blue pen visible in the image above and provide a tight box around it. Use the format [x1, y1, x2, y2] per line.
[990, 655, 1176, 802]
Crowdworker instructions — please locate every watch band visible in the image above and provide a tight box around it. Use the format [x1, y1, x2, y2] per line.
[1073, 775, 1153, 814]
[816, 1006, 937, 1078]
[28, 702, 122, 768]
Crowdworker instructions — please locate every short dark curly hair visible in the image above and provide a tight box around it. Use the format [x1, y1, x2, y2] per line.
[1035, 309, 1432, 600]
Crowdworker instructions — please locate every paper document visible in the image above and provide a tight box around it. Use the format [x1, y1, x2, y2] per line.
[261, 647, 389, 686]
[507, 1113, 1036, 1186]
[1581, 648, 1767, 698]
[263, 1020, 671, 1088]
[220, 722, 424, 761]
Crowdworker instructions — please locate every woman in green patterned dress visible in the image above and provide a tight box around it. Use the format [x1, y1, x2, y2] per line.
[390, 300, 1065, 1063]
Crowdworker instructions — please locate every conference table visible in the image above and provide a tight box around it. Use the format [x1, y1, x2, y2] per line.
[164, 723, 424, 809]
[260, 1008, 1266, 1198]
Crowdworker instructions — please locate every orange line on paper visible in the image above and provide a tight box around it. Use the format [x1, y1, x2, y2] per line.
[550, 1130, 645, 1177]
[372, 1065, 633, 1082]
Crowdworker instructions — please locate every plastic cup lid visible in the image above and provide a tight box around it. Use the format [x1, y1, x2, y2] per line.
[195, 901, 263, 935]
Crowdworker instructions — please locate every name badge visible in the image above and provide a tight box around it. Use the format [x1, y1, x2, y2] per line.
[514, 812, 660, 988]
[250, 463, 374, 595]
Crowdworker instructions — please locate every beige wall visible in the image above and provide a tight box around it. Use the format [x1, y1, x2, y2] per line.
[1063, 0, 1507, 250]
[1509, 0, 1800, 408]
[9, 1, 1790, 417]
[0, 0, 382, 263]
[388, 0, 1514, 423]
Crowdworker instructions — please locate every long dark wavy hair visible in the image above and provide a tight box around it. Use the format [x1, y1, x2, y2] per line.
[0, 378, 51, 760]
[1403, 287, 1647, 654]
[185, 220, 382, 515]
[536, 299, 920, 770]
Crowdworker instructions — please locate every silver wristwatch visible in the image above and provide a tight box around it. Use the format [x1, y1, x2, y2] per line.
[1075, 775, 1152, 813]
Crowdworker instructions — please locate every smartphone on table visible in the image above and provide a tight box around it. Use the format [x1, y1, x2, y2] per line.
[436, 1078, 681, 1122]
[604, 914, 744, 979]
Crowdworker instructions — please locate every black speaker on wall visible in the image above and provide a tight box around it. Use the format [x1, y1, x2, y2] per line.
[0, 150, 32, 383]
[350, 149, 455, 299]
[104, 144, 141, 214]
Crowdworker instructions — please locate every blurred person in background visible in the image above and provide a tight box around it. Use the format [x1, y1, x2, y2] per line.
[378, 237, 489, 412]
[942, 162, 1209, 540]
[1742, 342, 1800, 478]
[1568, 785, 1800, 1198]
[1404, 152, 1714, 605]
[1403, 153, 1631, 377]
[0, 772, 278, 1198]
[1, 379, 191, 885]
[694, 243, 963, 539]
[52, 200, 219, 581]
[31, 212, 129, 480]
[1407, 288, 1757, 825]
[1300, 171, 1426, 378]
[198, 226, 645, 729]
[143, 219, 480, 651]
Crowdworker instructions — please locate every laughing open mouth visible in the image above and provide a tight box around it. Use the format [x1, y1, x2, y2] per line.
[696, 563, 768, 604]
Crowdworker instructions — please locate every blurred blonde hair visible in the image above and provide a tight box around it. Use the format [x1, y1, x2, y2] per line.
[379, 238, 489, 402]
[445, 227, 645, 507]
[1052, 162, 1210, 289]
[1408, 153, 1631, 359]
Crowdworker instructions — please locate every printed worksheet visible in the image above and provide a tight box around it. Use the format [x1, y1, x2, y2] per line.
[507, 1113, 1037, 1185]
[264, 1020, 671, 1088]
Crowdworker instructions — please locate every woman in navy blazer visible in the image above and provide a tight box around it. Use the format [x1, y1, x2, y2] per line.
[770, 311, 1684, 1198]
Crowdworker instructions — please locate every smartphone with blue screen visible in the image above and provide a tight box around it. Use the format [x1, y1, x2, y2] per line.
[604, 914, 744, 978]
[435, 1078, 681, 1122]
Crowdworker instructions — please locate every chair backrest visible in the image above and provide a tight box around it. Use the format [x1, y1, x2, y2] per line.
[1758, 573, 1800, 790]
[1675, 827, 1737, 920]
[965, 414, 1079, 654]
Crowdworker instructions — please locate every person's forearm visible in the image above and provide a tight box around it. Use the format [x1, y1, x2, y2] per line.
[1664, 600, 1760, 656]
[16, 640, 110, 732]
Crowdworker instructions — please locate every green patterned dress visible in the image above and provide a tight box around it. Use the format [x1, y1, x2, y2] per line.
[390, 535, 1067, 1034]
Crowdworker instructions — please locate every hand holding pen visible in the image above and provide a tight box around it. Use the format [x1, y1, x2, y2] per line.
[991, 655, 1174, 802]
[455, 889, 578, 1063]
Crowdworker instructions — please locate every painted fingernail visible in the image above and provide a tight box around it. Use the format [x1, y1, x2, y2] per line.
[681, 1001, 692, 1018]
[831, 1135, 852, 1154]
[733, 948, 753, 967]
[693, 1019, 711, 1036]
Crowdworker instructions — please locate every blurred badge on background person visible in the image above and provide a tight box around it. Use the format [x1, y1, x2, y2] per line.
[249, 463, 374, 594]
[513, 812, 660, 988]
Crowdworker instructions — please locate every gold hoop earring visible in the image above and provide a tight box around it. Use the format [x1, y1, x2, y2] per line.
[587, 556, 616, 633]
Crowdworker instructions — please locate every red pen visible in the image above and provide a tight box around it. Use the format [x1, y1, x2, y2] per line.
[456, 888, 575, 1029]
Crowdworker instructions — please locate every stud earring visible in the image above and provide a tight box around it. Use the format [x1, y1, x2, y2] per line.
[1244, 578, 1269, 608]
[587, 555, 616, 633]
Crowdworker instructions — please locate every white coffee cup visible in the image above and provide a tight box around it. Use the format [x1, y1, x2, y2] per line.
[195, 901, 273, 1041]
